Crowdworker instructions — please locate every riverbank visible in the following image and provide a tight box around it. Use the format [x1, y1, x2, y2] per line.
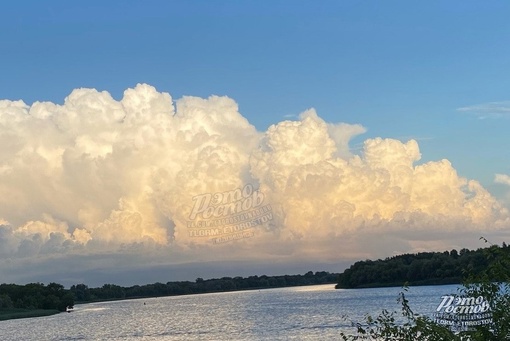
[1, 271, 338, 321]
[0, 308, 60, 321]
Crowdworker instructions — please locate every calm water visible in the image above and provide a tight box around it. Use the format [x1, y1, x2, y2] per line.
[0, 284, 459, 340]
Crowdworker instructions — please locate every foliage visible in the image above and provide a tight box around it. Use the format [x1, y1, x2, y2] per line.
[69, 271, 339, 302]
[336, 244, 510, 289]
[339, 239, 510, 340]
[0, 282, 74, 312]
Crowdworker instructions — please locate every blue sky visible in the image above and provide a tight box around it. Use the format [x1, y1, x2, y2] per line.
[1, 1, 510, 284]
[2, 1, 509, 195]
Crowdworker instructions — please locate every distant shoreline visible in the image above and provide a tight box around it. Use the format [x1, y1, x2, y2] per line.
[1, 271, 339, 321]
[1, 282, 337, 322]
[73, 281, 339, 305]
[69, 271, 339, 305]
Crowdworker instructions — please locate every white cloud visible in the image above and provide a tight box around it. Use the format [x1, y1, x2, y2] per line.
[495, 173, 510, 186]
[0, 84, 509, 283]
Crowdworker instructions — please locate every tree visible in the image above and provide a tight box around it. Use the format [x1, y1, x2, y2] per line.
[58, 293, 75, 311]
[0, 294, 13, 308]
[339, 240, 510, 340]
[42, 295, 60, 310]
[70, 284, 91, 301]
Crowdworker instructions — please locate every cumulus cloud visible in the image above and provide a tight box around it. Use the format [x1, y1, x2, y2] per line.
[0, 84, 509, 271]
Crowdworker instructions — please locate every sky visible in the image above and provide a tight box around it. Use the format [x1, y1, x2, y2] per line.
[1, 1, 510, 286]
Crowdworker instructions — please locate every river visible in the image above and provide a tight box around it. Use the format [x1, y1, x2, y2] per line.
[0, 284, 460, 340]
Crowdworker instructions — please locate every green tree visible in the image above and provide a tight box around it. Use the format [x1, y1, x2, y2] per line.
[58, 293, 75, 311]
[340, 240, 510, 340]
[70, 284, 91, 301]
[0, 294, 13, 308]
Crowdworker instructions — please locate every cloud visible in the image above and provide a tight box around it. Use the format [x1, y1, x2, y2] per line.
[495, 174, 510, 186]
[457, 101, 510, 119]
[0, 84, 509, 283]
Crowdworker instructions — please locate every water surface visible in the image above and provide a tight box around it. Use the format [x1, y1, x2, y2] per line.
[0, 284, 459, 340]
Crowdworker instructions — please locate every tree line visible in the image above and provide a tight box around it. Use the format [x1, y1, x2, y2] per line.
[70, 271, 338, 302]
[0, 282, 74, 312]
[1, 271, 338, 312]
[336, 242, 510, 289]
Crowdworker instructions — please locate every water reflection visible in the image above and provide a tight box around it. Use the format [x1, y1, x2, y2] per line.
[0, 284, 459, 340]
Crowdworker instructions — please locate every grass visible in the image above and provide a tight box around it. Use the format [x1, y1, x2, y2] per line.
[0, 308, 60, 321]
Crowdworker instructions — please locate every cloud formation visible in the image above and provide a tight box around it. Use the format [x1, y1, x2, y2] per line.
[0, 84, 509, 269]
[495, 174, 510, 186]
[457, 101, 510, 119]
